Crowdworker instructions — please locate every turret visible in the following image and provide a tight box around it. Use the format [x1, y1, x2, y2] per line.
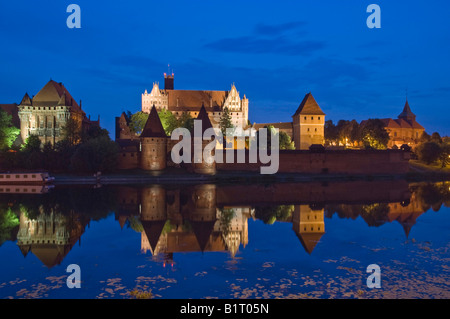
[192, 104, 216, 174]
[140, 105, 167, 170]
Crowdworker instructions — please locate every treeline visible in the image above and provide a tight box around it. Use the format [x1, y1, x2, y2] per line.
[0, 118, 119, 174]
[324, 118, 390, 149]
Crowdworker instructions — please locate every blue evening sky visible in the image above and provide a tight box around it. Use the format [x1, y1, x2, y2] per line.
[1, 0, 449, 136]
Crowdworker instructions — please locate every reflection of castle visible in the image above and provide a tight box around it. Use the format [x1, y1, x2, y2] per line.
[325, 185, 429, 238]
[114, 180, 432, 257]
[16, 210, 85, 268]
[137, 185, 251, 259]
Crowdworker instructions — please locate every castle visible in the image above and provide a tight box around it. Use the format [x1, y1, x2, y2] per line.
[16, 80, 99, 145]
[142, 73, 249, 129]
[116, 75, 328, 171]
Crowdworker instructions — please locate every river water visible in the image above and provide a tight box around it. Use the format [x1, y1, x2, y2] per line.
[0, 180, 448, 299]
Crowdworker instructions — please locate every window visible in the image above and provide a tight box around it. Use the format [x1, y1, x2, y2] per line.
[304, 116, 307, 120]
[311, 116, 314, 120]
[318, 117, 321, 120]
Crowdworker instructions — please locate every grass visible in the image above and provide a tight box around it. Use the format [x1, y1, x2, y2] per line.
[410, 160, 450, 173]
[407, 160, 450, 182]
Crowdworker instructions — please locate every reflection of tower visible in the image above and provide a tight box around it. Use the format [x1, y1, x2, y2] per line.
[140, 186, 167, 255]
[189, 184, 217, 252]
[292, 205, 325, 254]
[16, 210, 84, 268]
[115, 186, 140, 229]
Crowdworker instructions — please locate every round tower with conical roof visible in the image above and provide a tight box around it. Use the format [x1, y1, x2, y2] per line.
[192, 104, 216, 174]
[140, 105, 168, 170]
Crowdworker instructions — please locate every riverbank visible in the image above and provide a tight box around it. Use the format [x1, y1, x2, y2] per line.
[51, 167, 421, 186]
[50, 161, 450, 185]
[406, 160, 450, 182]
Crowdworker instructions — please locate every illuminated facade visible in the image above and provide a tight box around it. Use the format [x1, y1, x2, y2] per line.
[378, 99, 425, 149]
[142, 73, 249, 129]
[17, 80, 99, 145]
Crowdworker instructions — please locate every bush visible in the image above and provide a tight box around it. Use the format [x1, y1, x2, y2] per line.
[416, 142, 441, 165]
[70, 136, 119, 173]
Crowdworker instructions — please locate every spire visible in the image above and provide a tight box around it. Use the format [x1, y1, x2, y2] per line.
[140, 105, 167, 138]
[20, 93, 32, 106]
[195, 104, 213, 132]
[398, 98, 416, 122]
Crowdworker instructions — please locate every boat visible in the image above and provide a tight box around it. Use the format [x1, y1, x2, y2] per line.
[0, 172, 55, 185]
[0, 184, 54, 194]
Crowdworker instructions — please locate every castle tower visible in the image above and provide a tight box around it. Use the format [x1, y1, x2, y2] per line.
[140, 105, 167, 170]
[292, 205, 325, 254]
[192, 104, 216, 174]
[164, 72, 174, 90]
[292, 93, 325, 150]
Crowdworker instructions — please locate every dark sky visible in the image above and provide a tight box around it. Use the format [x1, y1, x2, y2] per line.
[1, 0, 449, 136]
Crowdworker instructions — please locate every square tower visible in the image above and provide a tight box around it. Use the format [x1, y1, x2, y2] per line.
[292, 93, 325, 150]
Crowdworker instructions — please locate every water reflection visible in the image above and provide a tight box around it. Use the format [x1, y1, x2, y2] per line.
[1, 181, 449, 269]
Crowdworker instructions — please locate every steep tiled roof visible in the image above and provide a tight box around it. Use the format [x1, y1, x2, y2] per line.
[20, 93, 32, 106]
[380, 118, 401, 128]
[398, 99, 416, 121]
[30, 80, 82, 112]
[195, 104, 213, 132]
[167, 90, 226, 111]
[293, 93, 325, 116]
[140, 105, 167, 138]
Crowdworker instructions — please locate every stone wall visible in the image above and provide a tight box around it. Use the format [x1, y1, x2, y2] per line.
[216, 149, 410, 175]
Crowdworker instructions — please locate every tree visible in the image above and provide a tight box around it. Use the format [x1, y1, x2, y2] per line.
[336, 119, 361, 147]
[219, 107, 234, 137]
[324, 120, 339, 145]
[158, 109, 178, 136]
[266, 125, 294, 150]
[62, 117, 82, 145]
[360, 119, 390, 149]
[438, 143, 450, 168]
[419, 131, 431, 143]
[70, 136, 119, 173]
[129, 111, 149, 135]
[416, 141, 441, 165]
[0, 109, 20, 150]
[21, 135, 41, 152]
[82, 125, 110, 142]
[430, 132, 442, 144]
[279, 131, 295, 150]
[177, 112, 194, 132]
